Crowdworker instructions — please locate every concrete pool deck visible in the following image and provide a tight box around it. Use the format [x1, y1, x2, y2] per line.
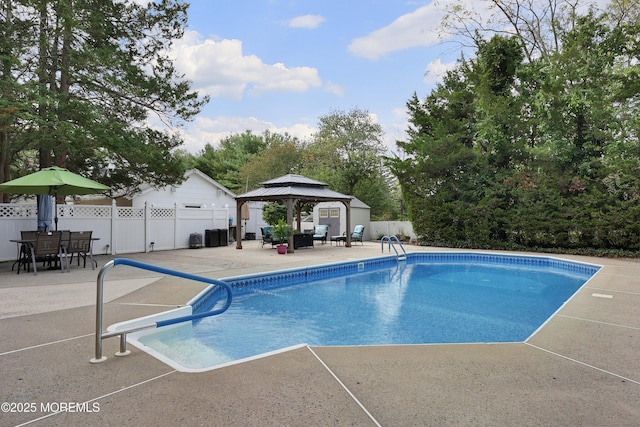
[0, 242, 638, 426]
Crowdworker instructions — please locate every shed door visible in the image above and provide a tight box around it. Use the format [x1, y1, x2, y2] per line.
[319, 207, 340, 237]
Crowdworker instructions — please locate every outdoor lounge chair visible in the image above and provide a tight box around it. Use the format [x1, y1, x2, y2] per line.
[260, 226, 270, 248]
[312, 225, 328, 244]
[351, 225, 365, 245]
[260, 226, 280, 248]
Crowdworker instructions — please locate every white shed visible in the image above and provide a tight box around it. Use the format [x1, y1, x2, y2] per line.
[133, 168, 236, 212]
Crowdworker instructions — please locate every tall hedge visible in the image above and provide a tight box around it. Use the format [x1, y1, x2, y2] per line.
[390, 17, 640, 254]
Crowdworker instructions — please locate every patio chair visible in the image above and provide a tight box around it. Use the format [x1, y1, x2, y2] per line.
[312, 225, 328, 244]
[26, 231, 65, 275]
[21, 230, 37, 241]
[60, 229, 71, 253]
[260, 226, 273, 248]
[67, 231, 95, 269]
[14, 231, 37, 273]
[351, 225, 365, 245]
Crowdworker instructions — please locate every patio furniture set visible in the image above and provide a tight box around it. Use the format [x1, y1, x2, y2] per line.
[259, 224, 365, 249]
[11, 230, 97, 275]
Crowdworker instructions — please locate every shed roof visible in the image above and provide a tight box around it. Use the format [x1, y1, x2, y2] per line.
[136, 168, 236, 198]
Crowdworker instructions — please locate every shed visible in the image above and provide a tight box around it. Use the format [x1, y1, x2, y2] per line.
[74, 168, 238, 215]
[314, 197, 371, 241]
[133, 169, 236, 212]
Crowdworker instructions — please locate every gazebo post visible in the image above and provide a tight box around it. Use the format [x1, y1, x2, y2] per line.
[344, 200, 352, 247]
[286, 198, 294, 253]
[295, 200, 302, 231]
[236, 202, 243, 249]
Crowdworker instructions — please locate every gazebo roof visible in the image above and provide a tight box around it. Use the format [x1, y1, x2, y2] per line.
[235, 174, 352, 203]
[261, 174, 327, 188]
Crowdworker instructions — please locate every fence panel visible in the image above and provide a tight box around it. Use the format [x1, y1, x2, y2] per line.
[175, 206, 229, 248]
[114, 207, 146, 254]
[57, 205, 113, 255]
[370, 221, 416, 241]
[148, 207, 176, 251]
[0, 204, 38, 261]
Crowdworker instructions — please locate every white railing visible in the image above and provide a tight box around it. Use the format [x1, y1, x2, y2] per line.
[0, 201, 231, 262]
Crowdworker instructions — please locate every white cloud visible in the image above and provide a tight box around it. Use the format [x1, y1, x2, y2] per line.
[274, 122, 316, 141]
[348, 3, 446, 59]
[382, 108, 410, 153]
[424, 58, 456, 84]
[348, 0, 498, 60]
[178, 115, 316, 153]
[170, 31, 322, 99]
[324, 81, 345, 97]
[248, 62, 321, 95]
[288, 14, 325, 29]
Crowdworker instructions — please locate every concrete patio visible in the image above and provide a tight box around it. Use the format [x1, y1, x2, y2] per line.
[1, 242, 639, 426]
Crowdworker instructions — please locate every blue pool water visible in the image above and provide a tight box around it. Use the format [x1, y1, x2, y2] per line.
[133, 253, 599, 370]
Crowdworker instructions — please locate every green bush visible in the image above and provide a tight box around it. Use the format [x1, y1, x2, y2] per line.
[262, 202, 287, 226]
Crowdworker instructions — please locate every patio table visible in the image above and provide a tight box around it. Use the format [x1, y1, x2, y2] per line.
[9, 239, 34, 273]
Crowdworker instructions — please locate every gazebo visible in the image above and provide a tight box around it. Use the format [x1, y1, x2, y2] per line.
[234, 174, 353, 251]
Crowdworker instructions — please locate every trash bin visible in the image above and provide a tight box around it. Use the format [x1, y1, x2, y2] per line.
[189, 232, 203, 249]
[218, 228, 228, 246]
[205, 229, 219, 247]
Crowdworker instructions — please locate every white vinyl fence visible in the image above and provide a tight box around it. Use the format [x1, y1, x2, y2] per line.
[0, 201, 232, 262]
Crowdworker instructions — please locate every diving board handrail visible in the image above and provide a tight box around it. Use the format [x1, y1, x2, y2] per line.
[90, 258, 233, 364]
[381, 235, 407, 261]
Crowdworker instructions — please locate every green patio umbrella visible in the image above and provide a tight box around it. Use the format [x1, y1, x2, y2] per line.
[0, 166, 110, 230]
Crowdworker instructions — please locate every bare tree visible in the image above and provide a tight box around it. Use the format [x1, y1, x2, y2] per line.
[437, 0, 604, 61]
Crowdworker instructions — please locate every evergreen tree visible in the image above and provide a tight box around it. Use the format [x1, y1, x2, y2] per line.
[0, 0, 208, 197]
[390, 14, 640, 252]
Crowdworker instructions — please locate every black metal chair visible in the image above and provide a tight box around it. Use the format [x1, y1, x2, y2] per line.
[260, 226, 273, 248]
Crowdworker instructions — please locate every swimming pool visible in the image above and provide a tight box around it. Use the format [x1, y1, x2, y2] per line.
[120, 252, 600, 372]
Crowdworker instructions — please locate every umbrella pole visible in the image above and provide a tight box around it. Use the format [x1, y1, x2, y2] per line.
[53, 190, 58, 231]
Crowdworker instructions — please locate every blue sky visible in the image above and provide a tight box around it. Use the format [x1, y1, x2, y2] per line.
[163, 0, 607, 154]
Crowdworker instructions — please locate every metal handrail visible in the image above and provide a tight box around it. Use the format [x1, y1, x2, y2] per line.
[90, 258, 233, 363]
[381, 235, 407, 261]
